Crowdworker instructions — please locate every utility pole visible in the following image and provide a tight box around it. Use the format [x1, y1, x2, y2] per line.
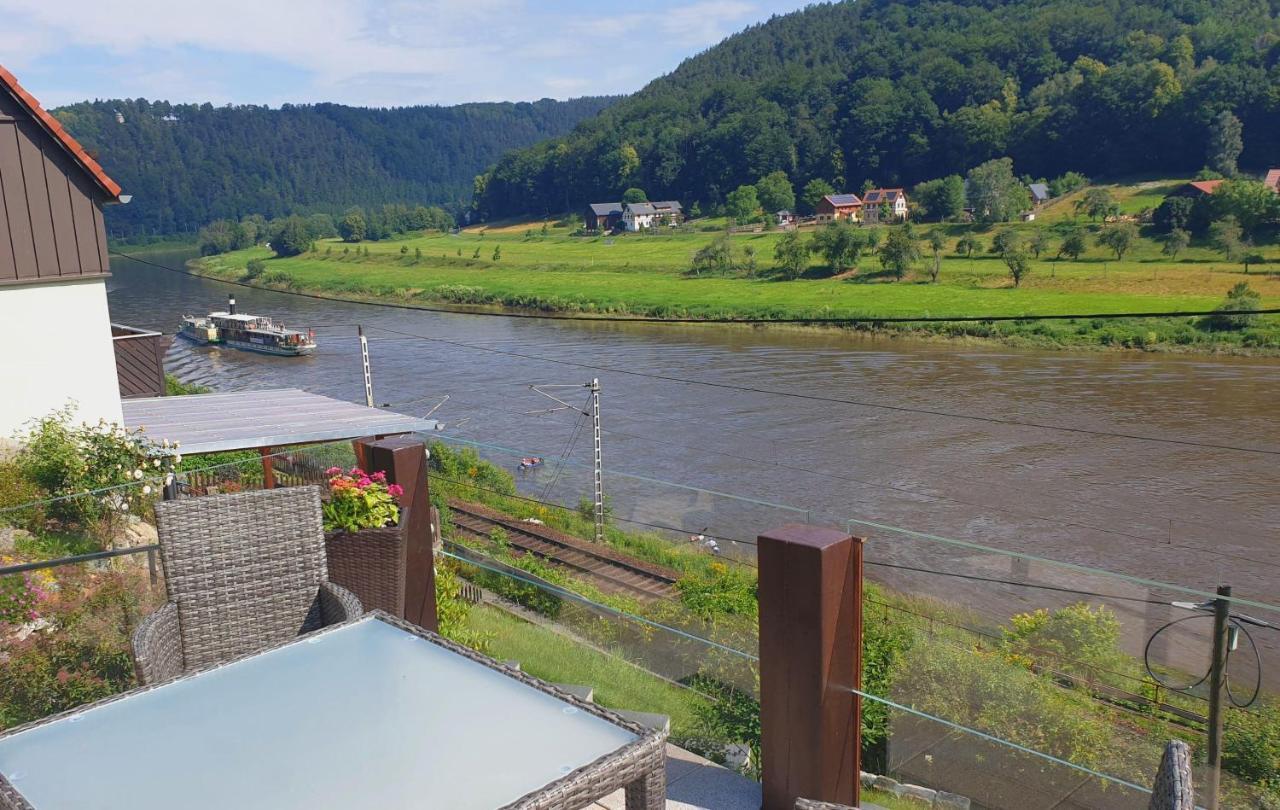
[1205, 585, 1232, 810]
[358, 325, 374, 407]
[590, 378, 604, 544]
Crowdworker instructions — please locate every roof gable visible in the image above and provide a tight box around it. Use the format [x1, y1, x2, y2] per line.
[589, 202, 622, 216]
[1264, 169, 1280, 191]
[0, 65, 122, 201]
[1188, 180, 1223, 195]
[863, 188, 905, 204]
[1029, 183, 1049, 200]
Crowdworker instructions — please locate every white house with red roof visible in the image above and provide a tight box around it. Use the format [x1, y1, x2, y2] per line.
[0, 65, 130, 435]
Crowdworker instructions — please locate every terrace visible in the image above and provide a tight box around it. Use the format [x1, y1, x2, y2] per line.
[0, 403, 1273, 810]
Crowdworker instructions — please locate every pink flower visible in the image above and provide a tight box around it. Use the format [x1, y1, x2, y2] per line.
[356, 477, 373, 488]
[370, 471, 387, 482]
[387, 484, 404, 498]
[325, 466, 342, 476]
[349, 467, 364, 477]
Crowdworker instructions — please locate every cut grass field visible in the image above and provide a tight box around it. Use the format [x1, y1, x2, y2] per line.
[193, 186, 1280, 353]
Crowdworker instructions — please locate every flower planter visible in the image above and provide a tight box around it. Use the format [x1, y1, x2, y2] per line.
[324, 524, 405, 616]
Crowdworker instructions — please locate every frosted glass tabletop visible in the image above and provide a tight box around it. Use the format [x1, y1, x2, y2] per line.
[0, 616, 638, 810]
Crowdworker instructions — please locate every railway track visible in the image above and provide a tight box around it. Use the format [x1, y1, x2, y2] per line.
[445, 499, 680, 601]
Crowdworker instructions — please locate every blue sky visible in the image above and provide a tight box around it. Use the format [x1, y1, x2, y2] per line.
[2, 0, 816, 108]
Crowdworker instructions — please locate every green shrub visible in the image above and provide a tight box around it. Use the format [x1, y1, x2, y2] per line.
[0, 461, 46, 531]
[164, 374, 211, 396]
[1225, 702, 1280, 787]
[435, 562, 490, 653]
[1001, 602, 1126, 680]
[243, 258, 266, 279]
[676, 563, 757, 619]
[259, 269, 293, 286]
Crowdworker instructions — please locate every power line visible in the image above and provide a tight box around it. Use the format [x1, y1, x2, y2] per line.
[365, 323, 1280, 457]
[111, 249, 1280, 325]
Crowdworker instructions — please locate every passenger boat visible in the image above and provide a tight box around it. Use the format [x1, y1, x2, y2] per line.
[177, 296, 316, 357]
[178, 315, 219, 345]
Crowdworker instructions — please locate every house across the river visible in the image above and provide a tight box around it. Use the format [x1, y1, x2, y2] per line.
[584, 202, 623, 232]
[621, 200, 683, 231]
[860, 188, 908, 223]
[815, 193, 862, 223]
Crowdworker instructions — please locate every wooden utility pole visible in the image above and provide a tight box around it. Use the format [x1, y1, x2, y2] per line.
[1205, 585, 1232, 810]
[758, 524, 863, 810]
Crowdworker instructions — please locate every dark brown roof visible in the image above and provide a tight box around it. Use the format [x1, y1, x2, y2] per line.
[0, 64, 123, 201]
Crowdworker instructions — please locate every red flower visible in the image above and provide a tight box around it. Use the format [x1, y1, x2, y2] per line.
[387, 484, 404, 498]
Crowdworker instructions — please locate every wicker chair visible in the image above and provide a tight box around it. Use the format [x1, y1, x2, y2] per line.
[131, 486, 363, 684]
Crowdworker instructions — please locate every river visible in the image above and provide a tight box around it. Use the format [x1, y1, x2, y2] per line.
[106, 248, 1280, 679]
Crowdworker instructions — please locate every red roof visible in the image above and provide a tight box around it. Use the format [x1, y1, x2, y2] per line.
[1264, 169, 1280, 192]
[0, 64, 123, 201]
[1187, 180, 1223, 195]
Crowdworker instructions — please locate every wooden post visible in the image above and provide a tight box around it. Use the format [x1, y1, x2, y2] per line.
[259, 447, 276, 489]
[758, 524, 863, 810]
[1205, 585, 1232, 810]
[354, 436, 437, 631]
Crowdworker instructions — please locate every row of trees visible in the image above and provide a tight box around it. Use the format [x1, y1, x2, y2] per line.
[1154, 179, 1280, 237]
[198, 203, 454, 257]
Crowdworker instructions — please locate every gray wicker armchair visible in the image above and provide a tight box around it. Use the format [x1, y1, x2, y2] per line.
[131, 486, 363, 684]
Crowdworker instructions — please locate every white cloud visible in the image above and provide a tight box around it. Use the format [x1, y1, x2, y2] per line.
[1, 0, 800, 106]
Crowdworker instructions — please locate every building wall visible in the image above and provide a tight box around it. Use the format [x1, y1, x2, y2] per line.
[0, 91, 110, 284]
[0, 278, 123, 435]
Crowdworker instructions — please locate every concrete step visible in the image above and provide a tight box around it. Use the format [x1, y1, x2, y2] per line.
[552, 683, 595, 702]
[611, 708, 670, 733]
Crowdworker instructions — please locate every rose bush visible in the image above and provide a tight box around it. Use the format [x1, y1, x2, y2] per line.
[320, 467, 402, 533]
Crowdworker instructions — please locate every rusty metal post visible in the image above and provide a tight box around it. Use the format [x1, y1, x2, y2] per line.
[259, 447, 276, 489]
[758, 524, 864, 810]
[355, 436, 437, 631]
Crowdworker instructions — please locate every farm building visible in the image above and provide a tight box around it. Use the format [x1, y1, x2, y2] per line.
[584, 202, 623, 232]
[815, 193, 862, 223]
[1029, 183, 1050, 205]
[622, 200, 682, 231]
[860, 188, 908, 223]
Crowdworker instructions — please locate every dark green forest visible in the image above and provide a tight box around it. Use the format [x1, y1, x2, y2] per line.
[52, 96, 616, 239]
[475, 0, 1280, 219]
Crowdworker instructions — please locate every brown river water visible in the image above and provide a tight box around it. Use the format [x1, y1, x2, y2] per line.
[106, 249, 1279, 683]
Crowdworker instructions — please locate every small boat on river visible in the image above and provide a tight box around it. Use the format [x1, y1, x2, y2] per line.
[178, 295, 316, 357]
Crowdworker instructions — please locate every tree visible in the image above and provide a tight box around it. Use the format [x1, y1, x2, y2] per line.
[912, 175, 965, 221]
[197, 219, 236, 256]
[966, 158, 1029, 223]
[755, 171, 795, 213]
[1207, 110, 1243, 177]
[244, 258, 266, 279]
[1076, 188, 1117, 221]
[622, 187, 648, 204]
[1153, 196, 1194, 233]
[879, 226, 921, 281]
[926, 230, 945, 283]
[271, 215, 312, 257]
[1204, 282, 1261, 330]
[339, 209, 367, 242]
[1210, 179, 1280, 236]
[813, 222, 872, 273]
[992, 231, 1030, 286]
[800, 179, 836, 215]
[1096, 222, 1137, 260]
[1047, 172, 1089, 198]
[1209, 216, 1244, 264]
[726, 185, 761, 224]
[773, 231, 812, 279]
[1160, 228, 1190, 260]
[954, 234, 981, 260]
[1029, 230, 1051, 259]
[690, 236, 735, 276]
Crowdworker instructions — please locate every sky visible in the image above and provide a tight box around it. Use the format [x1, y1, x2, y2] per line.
[2, 0, 816, 109]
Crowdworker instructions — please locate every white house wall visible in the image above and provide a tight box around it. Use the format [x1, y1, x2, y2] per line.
[0, 278, 123, 436]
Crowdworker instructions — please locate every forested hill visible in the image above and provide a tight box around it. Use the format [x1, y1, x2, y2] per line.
[52, 96, 617, 238]
[475, 0, 1280, 219]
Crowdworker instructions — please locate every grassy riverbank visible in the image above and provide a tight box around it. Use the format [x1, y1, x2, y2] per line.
[191, 204, 1280, 353]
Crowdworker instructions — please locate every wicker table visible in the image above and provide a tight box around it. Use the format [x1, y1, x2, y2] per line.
[0, 613, 666, 810]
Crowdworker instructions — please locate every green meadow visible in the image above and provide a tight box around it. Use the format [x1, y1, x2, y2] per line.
[193, 193, 1280, 353]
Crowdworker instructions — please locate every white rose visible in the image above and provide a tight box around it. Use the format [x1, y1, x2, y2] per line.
[153, 459, 161, 468]
[173, 454, 182, 464]
[142, 485, 152, 496]
[133, 469, 144, 480]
